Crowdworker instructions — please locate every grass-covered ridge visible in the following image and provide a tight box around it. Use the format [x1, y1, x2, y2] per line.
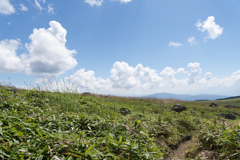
[0, 85, 240, 159]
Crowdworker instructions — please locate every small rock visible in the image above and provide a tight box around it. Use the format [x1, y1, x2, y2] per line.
[217, 113, 236, 120]
[231, 112, 240, 117]
[82, 92, 91, 96]
[209, 103, 218, 107]
[171, 104, 187, 113]
[224, 105, 240, 109]
[5, 87, 17, 93]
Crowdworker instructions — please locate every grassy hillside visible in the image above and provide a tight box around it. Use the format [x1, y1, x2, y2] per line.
[214, 98, 240, 106]
[0, 85, 240, 159]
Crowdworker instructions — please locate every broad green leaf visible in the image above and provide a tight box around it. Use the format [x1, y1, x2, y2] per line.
[118, 136, 122, 144]
[85, 144, 95, 156]
[37, 155, 44, 160]
[8, 147, 18, 160]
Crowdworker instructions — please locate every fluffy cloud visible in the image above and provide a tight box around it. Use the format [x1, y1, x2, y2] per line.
[0, 0, 15, 15]
[134, 64, 163, 89]
[160, 67, 176, 77]
[196, 16, 223, 40]
[160, 67, 178, 88]
[197, 71, 240, 89]
[25, 21, 78, 76]
[188, 37, 196, 45]
[187, 62, 202, 84]
[110, 62, 164, 90]
[111, 0, 132, 3]
[85, 0, 103, 6]
[0, 21, 77, 77]
[0, 39, 25, 73]
[19, 4, 28, 11]
[169, 41, 182, 47]
[198, 72, 212, 86]
[110, 62, 140, 89]
[177, 68, 188, 74]
[222, 70, 240, 87]
[69, 69, 111, 91]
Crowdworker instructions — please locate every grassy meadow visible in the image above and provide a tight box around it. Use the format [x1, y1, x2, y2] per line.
[0, 83, 240, 160]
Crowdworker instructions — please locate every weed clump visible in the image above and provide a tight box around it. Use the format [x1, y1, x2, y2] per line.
[118, 107, 131, 116]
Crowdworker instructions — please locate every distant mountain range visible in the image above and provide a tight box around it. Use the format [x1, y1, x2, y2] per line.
[145, 92, 228, 101]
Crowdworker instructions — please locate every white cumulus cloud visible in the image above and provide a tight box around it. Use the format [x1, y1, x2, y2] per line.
[0, 39, 25, 73]
[177, 68, 188, 74]
[19, 4, 28, 11]
[69, 69, 111, 91]
[187, 62, 202, 84]
[160, 67, 179, 88]
[169, 41, 182, 47]
[110, 62, 141, 89]
[0, 0, 15, 15]
[196, 16, 223, 40]
[228, 70, 240, 86]
[110, 62, 165, 90]
[25, 21, 78, 76]
[160, 67, 176, 77]
[85, 0, 103, 6]
[0, 21, 77, 77]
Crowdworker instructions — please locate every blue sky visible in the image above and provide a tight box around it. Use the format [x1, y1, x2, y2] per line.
[0, 0, 240, 96]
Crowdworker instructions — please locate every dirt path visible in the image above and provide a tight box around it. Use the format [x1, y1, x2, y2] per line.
[165, 140, 193, 160]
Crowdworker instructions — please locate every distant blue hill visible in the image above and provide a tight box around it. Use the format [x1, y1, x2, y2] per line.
[145, 92, 228, 101]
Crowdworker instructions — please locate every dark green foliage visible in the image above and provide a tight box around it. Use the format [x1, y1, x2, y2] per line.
[198, 117, 240, 159]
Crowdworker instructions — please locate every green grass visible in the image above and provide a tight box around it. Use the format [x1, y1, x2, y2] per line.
[0, 84, 240, 159]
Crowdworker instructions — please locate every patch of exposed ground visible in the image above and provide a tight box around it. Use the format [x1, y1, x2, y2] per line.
[166, 139, 225, 160]
[165, 140, 193, 160]
[197, 150, 221, 160]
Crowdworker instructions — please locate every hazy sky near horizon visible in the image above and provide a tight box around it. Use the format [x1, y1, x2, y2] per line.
[0, 0, 240, 96]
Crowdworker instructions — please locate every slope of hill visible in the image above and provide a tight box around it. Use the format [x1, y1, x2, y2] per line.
[217, 96, 240, 100]
[1, 86, 240, 159]
[145, 92, 227, 101]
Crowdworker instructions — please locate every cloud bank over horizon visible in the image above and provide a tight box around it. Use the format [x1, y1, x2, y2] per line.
[30, 60, 240, 96]
[0, 18, 238, 96]
[58, 61, 240, 95]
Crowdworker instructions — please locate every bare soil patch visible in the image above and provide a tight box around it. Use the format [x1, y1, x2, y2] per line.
[165, 140, 193, 160]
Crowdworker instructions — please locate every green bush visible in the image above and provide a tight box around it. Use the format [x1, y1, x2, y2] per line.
[198, 117, 240, 159]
